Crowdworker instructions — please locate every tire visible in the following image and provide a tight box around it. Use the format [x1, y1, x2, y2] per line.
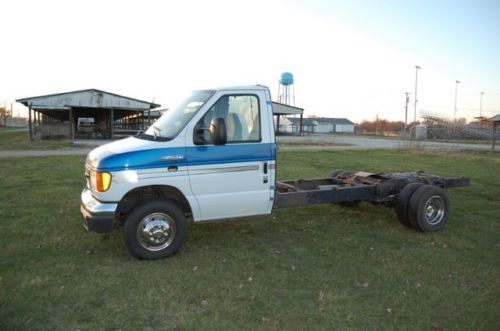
[395, 183, 424, 228]
[408, 185, 450, 232]
[123, 199, 187, 260]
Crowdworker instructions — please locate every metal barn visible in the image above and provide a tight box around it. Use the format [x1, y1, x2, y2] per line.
[17, 89, 160, 140]
[272, 102, 304, 135]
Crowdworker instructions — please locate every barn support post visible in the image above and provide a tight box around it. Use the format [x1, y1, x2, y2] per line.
[28, 104, 33, 141]
[493, 123, 497, 151]
[110, 108, 114, 140]
[276, 115, 280, 134]
[142, 110, 145, 131]
[69, 107, 74, 141]
[299, 113, 303, 136]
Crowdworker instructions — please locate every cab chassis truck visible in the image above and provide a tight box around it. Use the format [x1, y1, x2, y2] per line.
[80, 85, 470, 260]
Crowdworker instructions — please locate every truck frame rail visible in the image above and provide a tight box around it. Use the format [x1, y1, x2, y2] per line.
[274, 170, 470, 208]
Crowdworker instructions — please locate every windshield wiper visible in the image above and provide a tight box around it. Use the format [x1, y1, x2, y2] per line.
[152, 125, 161, 140]
[136, 126, 171, 141]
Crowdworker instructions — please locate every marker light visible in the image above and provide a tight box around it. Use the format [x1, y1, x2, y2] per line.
[94, 171, 112, 192]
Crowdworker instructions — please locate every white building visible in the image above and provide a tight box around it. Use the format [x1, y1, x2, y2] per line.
[286, 117, 355, 133]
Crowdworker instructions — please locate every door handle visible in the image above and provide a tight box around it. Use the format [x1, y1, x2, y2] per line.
[161, 155, 184, 162]
[263, 162, 268, 174]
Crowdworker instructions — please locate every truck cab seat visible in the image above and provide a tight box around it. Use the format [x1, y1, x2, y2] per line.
[226, 113, 242, 141]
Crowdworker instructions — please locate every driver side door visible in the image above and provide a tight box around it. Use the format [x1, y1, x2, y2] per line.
[186, 92, 274, 221]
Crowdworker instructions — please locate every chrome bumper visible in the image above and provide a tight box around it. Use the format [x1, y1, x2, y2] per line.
[80, 188, 117, 233]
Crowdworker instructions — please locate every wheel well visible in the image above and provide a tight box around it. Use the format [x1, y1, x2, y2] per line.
[116, 185, 192, 221]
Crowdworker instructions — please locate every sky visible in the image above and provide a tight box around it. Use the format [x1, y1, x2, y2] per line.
[1, 0, 499, 123]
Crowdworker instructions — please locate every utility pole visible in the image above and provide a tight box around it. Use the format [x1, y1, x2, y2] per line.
[413, 65, 421, 123]
[479, 91, 484, 118]
[404, 92, 410, 135]
[454, 80, 460, 120]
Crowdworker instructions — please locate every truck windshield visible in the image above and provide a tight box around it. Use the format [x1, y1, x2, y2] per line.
[140, 90, 215, 140]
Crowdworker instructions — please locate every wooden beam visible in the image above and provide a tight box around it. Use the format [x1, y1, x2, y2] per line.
[69, 107, 74, 140]
[300, 114, 303, 136]
[493, 123, 497, 151]
[110, 108, 114, 140]
[28, 104, 33, 141]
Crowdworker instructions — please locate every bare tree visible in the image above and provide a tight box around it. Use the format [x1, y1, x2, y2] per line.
[0, 106, 11, 127]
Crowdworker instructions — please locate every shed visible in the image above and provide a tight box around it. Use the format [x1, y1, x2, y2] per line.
[287, 117, 317, 133]
[17, 89, 160, 140]
[488, 114, 500, 151]
[314, 118, 355, 133]
[272, 102, 304, 135]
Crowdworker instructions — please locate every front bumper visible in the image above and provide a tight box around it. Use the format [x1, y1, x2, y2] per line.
[80, 188, 117, 233]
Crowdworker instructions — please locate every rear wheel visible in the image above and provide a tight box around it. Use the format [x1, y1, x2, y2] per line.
[408, 185, 450, 232]
[124, 199, 187, 259]
[395, 183, 424, 228]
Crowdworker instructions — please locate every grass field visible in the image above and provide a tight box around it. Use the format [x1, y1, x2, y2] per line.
[0, 127, 83, 150]
[0, 150, 499, 330]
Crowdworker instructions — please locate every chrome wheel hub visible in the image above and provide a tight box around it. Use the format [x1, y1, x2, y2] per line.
[424, 195, 445, 225]
[137, 213, 176, 251]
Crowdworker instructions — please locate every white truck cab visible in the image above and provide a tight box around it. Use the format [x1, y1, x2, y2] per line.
[81, 86, 277, 259]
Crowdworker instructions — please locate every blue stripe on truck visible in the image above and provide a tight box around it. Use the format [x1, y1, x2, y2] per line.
[97, 143, 277, 172]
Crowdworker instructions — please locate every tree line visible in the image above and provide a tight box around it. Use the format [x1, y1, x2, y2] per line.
[356, 119, 406, 134]
[355, 117, 473, 134]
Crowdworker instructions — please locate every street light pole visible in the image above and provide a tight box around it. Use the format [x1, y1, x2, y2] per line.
[413, 65, 421, 123]
[454, 80, 460, 120]
[404, 92, 410, 133]
[479, 91, 484, 118]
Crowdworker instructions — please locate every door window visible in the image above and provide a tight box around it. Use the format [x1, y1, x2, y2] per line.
[195, 95, 260, 144]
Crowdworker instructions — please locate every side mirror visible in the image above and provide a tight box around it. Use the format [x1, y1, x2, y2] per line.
[210, 117, 227, 145]
[194, 121, 210, 145]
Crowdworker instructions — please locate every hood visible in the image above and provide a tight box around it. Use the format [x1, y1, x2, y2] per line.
[87, 137, 186, 172]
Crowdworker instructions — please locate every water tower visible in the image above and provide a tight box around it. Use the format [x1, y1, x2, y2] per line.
[278, 72, 295, 105]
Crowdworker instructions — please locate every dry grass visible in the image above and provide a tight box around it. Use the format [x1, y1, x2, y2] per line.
[0, 150, 499, 330]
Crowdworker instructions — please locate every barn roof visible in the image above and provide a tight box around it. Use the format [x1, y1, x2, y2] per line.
[314, 117, 355, 125]
[489, 114, 500, 122]
[16, 89, 160, 110]
[272, 102, 304, 115]
[287, 117, 354, 125]
[287, 117, 317, 126]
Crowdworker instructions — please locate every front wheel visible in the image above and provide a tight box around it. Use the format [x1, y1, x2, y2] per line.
[124, 199, 187, 259]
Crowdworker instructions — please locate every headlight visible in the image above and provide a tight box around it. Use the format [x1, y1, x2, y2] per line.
[90, 171, 112, 192]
